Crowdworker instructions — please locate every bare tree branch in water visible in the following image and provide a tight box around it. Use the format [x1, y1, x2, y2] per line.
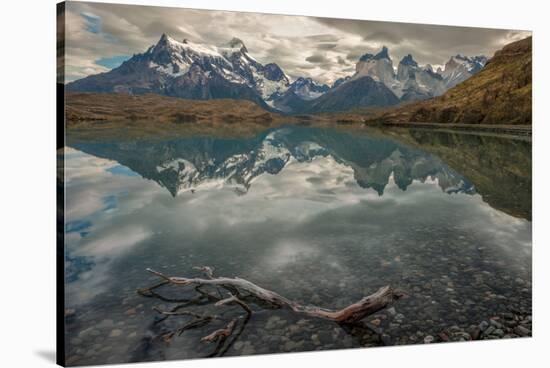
[138, 266, 406, 357]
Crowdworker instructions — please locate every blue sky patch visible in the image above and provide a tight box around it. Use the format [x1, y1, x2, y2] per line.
[96, 55, 130, 70]
[107, 164, 140, 177]
[80, 12, 101, 34]
[102, 195, 118, 212]
[65, 219, 92, 234]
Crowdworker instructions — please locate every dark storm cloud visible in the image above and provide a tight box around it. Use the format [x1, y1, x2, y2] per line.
[336, 56, 348, 65]
[306, 54, 329, 63]
[346, 50, 365, 61]
[367, 31, 404, 44]
[317, 43, 338, 50]
[305, 34, 342, 42]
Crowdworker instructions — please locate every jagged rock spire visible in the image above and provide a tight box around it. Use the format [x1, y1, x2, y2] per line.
[374, 46, 390, 60]
[400, 54, 418, 67]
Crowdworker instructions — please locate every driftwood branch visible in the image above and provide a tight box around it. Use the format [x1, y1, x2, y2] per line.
[193, 266, 215, 279]
[157, 313, 216, 343]
[146, 267, 404, 324]
[201, 319, 237, 343]
[139, 266, 406, 356]
[215, 294, 252, 316]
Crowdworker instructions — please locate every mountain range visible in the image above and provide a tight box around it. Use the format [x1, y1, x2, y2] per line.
[67, 34, 487, 114]
[371, 37, 531, 124]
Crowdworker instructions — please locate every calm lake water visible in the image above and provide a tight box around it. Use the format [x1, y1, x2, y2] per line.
[62, 125, 531, 365]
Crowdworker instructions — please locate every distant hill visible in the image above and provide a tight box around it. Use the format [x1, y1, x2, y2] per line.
[371, 37, 532, 125]
[65, 92, 287, 125]
[301, 76, 400, 113]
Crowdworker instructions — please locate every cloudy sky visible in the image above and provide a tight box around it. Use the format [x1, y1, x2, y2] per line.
[60, 1, 531, 84]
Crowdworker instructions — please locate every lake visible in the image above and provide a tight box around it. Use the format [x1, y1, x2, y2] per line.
[62, 124, 532, 365]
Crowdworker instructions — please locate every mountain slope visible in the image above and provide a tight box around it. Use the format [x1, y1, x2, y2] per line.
[269, 77, 329, 112]
[302, 76, 400, 113]
[372, 37, 532, 125]
[440, 54, 488, 89]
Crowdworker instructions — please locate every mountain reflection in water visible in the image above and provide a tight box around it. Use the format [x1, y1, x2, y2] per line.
[71, 126, 478, 198]
[63, 125, 531, 365]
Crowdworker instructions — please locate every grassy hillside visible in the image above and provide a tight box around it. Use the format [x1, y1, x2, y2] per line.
[65, 92, 291, 125]
[370, 37, 532, 125]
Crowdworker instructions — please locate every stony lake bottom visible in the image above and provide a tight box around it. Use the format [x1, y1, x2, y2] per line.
[61, 124, 532, 365]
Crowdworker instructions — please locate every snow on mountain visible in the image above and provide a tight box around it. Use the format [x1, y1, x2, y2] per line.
[149, 129, 303, 195]
[67, 34, 292, 108]
[150, 34, 291, 100]
[266, 77, 331, 113]
[352, 47, 443, 100]
[354, 47, 398, 92]
[338, 46, 486, 102]
[286, 77, 330, 101]
[145, 34, 235, 79]
[396, 54, 446, 101]
[218, 37, 291, 99]
[441, 54, 488, 88]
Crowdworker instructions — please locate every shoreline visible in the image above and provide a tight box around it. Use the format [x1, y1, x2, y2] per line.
[65, 93, 532, 139]
[370, 121, 532, 136]
[65, 120, 533, 145]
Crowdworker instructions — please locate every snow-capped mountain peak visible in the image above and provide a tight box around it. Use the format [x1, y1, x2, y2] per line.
[287, 77, 329, 100]
[151, 33, 223, 59]
[441, 54, 487, 88]
[142, 34, 292, 100]
[145, 33, 234, 78]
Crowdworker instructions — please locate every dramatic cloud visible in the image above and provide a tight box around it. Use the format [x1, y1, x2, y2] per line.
[306, 54, 329, 63]
[60, 2, 531, 84]
[316, 18, 531, 68]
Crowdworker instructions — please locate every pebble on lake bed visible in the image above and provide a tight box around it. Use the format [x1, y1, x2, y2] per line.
[109, 329, 123, 338]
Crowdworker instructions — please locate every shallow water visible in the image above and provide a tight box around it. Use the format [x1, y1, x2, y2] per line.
[62, 125, 531, 365]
